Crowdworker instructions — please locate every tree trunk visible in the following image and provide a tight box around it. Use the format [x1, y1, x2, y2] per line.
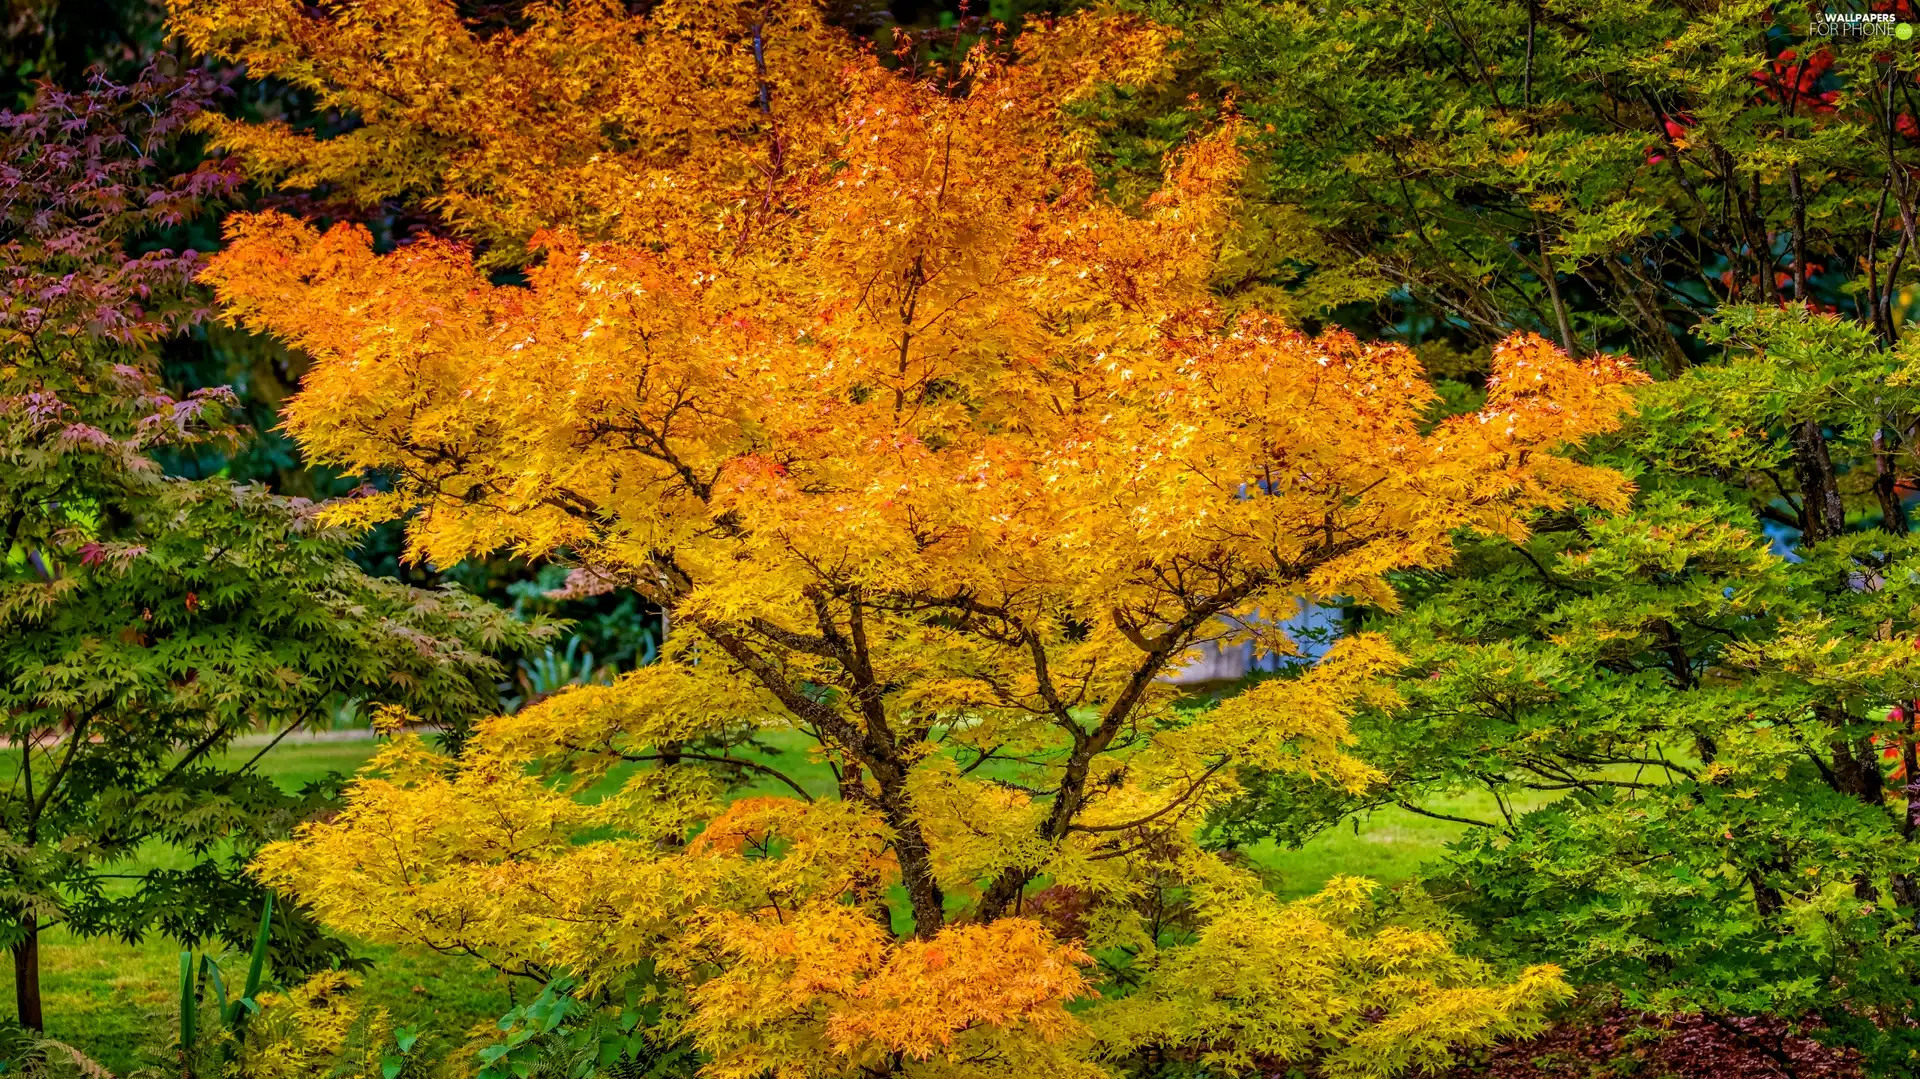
[1749, 872, 1785, 918]
[1875, 428, 1909, 534]
[13, 918, 41, 1031]
[870, 765, 945, 939]
[1791, 420, 1846, 542]
[1602, 256, 1687, 377]
[880, 796, 945, 939]
[1788, 162, 1810, 301]
[1827, 732, 1887, 807]
[1534, 218, 1577, 355]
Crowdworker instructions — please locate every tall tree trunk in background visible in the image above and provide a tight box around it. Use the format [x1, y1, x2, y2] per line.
[1534, 217, 1577, 355]
[1792, 420, 1846, 542]
[1875, 428, 1909, 534]
[1789, 162, 1810, 301]
[14, 918, 41, 1031]
[1603, 256, 1688, 377]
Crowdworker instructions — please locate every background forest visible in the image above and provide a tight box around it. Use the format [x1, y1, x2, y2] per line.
[5, 1, 1920, 1078]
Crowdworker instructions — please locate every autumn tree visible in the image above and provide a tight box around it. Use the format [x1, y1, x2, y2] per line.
[179, 1, 1646, 1073]
[0, 64, 542, 1032]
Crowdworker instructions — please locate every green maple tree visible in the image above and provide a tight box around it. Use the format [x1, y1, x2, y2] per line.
[0, 64, 543, 1032]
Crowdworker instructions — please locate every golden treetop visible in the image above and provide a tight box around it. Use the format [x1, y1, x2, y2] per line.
[169, 0, 853, 261]
[206, 41, 1641, 651]
[169, 0, 1170, 266]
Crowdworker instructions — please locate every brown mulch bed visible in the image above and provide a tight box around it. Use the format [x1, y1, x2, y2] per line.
[1443, 1009, 1863, 1078]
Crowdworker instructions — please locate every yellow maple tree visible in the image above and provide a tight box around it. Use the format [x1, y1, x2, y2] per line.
[182, 1, 1644, 1073]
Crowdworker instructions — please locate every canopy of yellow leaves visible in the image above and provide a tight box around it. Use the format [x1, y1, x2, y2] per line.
[190, 2, 1633, 1073]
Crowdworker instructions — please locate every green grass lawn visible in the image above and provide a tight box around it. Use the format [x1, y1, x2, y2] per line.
[1248, 795, 1499, 901]
[30, 732, 1492, 1072]
[32, 739, 517, 1074]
